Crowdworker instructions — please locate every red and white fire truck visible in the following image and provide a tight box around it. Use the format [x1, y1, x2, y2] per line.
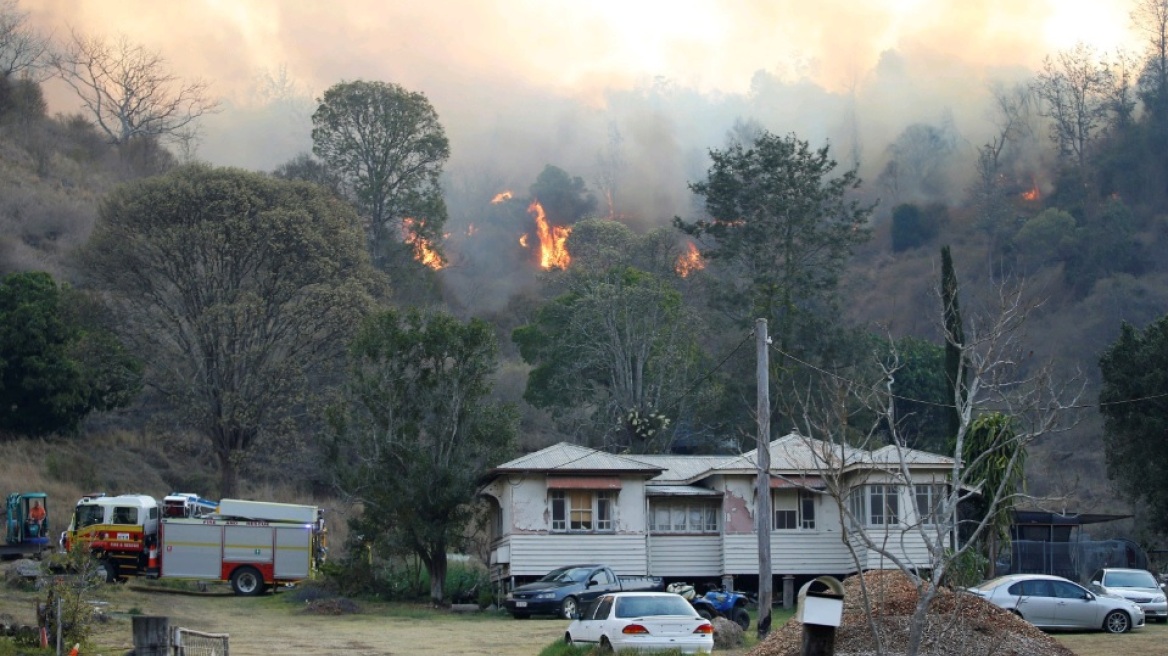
[65, 494, 326, 595]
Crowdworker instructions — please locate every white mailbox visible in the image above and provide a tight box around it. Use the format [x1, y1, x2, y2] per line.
[796, 576, 845, 627]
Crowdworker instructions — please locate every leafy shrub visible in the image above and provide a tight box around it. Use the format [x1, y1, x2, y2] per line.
[321, 550, 490, 604]
[941, 548, 989, 589]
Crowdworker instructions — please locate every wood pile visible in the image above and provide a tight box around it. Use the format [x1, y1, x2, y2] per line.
[749, 570, 1077, 656]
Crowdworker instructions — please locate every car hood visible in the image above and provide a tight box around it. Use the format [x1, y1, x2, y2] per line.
[1106, 586, 1163, 598]
[512, 580, 575, 594]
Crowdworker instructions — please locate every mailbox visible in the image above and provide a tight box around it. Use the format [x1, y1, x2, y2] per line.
[796, 576, 845, 627]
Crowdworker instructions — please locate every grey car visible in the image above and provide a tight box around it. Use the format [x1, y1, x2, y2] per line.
[967, 573, 1145, 633]
[1087, 568, 1168, 623]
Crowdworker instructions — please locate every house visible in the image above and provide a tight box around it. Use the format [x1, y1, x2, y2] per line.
[478, 433, 955, 592]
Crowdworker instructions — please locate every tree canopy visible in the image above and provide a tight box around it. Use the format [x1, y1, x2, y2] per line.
[328, 308, 516, 604]
[82, 164, 381, 496]
[1100, 315, 1168, 526]
[0, 271, 140, 437]
[312, 80, 450, 268]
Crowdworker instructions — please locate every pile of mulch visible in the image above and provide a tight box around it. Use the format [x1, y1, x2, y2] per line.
[301, 597, 361, 615]
[749, 570, 1077, 656]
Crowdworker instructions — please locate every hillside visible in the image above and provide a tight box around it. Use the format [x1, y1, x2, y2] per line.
[1, 81, 1164, 545]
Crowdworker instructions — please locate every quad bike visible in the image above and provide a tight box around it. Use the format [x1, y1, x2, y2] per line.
[666, 582, 751, 630]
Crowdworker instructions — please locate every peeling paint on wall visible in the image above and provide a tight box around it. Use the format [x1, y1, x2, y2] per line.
[723, 489, 754, 534]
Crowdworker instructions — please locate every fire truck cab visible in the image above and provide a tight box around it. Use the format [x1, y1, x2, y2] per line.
[64, 493, 159, 580]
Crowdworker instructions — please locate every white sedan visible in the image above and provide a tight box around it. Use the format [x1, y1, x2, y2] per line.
[564, 591, 714, 654]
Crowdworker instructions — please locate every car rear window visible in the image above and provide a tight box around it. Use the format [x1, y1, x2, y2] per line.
[615, 596, 695, 618]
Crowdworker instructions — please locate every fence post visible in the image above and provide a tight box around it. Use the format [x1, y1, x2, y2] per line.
[132, 616, 170, 656]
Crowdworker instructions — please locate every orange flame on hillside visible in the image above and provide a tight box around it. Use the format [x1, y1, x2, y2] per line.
[402, 217, 445, 270]
[528, 200, 571, 269]
[1021, 178, 1040, 201]
[675, 242, 705, 278]
[491, 190, 513, 204]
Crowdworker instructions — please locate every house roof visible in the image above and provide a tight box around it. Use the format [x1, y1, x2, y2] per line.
[645, 484, 722, 497]
[712, 433, 864, 473]
[632, 454, 736, 484]
[867, 444, 954, 467]
[487, 442, 664, 476]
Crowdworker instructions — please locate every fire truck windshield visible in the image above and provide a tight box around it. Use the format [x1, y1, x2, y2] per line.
[75, 505, 104, 528]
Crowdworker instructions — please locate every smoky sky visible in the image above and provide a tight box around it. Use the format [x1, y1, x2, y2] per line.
[25, 0, 1138, 284]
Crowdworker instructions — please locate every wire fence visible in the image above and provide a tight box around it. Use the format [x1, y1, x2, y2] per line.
[173, 627, 230, 656]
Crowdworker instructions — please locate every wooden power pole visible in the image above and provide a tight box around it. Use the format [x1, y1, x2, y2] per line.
[756, 318, 772, 638]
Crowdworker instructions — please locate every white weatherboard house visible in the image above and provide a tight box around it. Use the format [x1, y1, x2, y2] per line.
[478, 433, 954, 590]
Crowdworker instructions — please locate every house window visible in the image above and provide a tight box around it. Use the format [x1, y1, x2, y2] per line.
[914, 484, 945, 526]
[551, 490, 615, 532]
[849, 484, 901, 527]
[649, 500, 719, 533]
[772, 490, 816, 530]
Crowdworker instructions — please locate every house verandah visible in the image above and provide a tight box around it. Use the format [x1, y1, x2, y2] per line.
[478, 434, 956, 593]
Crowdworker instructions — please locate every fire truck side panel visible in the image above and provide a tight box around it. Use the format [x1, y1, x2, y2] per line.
[273, 523, 313, 579]
[160, 521, 222, 579]
[223, 525, 274, 565]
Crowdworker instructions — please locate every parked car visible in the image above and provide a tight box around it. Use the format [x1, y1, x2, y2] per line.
[505, 564, 664, 619]
[1086, 568, 1168, 623]
[966, 573, 1145, 633]
[564, 591, 714, 654]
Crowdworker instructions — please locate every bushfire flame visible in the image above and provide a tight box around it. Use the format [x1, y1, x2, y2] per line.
[528, 200, 571, 270]
[402, 217, 445, 270]
[1021, 179, 1040, 201]
[491, 190, 513, 204]
[675, 242, 705, 278]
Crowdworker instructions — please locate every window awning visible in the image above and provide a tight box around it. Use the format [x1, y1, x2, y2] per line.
[547, 476, 622, 490]
[646, 485, 722, 497]
[770, 475, 825, 490]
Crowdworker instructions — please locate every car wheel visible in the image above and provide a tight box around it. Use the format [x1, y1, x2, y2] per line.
[230, 566, 265, 596]
[599, 636, 614, 654]
[512, 612, 530, 620]
[1103, 610, 1131, 634]
[696, 608, 714, 621]
[564, 632, 574, 646]
[731, 606, 751, 630]
[561, 596, 579, 619]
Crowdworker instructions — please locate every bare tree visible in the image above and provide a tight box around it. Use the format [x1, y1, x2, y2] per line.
[1132, 0, 1168, 116]
[1032, 43, 1114, 171]
[52, 29, 219, 144]
[778, 280, 1083, 656]
[0, 0, 50, 81]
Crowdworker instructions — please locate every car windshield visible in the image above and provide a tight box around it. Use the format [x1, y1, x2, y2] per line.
[538, 567, 592, 583]
[1104, 570, 1158, 588]
[74, 505, 104, 528]
[615, 595, 695, 618]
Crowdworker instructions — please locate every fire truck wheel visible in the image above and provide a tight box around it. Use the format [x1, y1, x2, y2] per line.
[230, 567, 266, 596]
[100, 559, 119, 583]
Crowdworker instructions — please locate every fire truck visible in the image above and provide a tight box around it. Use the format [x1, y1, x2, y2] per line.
[64, 493, 326, 595]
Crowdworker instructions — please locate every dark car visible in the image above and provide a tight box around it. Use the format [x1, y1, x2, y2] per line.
[505, 564, 664, 619]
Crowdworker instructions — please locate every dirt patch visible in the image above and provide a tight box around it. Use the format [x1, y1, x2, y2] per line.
[301, 598, 361, 615]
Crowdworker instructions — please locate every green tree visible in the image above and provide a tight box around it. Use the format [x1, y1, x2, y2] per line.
[328, 309, 516, 605]
[82, 164, 380, 496]
[885, 336, 949, 452]
[890, 203, 942, 252]
[941, 246, 967, 445]
[0, 271, 140, 437]
[514, 264, 699, 453]
[529, 164, 596, 224]
[675, 131, 871, 354]
[962, 412, 1025, 577]
[1100, 315, 1168, 526]
[312, 80, 450, 268]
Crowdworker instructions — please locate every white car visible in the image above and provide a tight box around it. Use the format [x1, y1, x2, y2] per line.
[564, 591, 714, 654]
[967, 573, 1145, 633]
[1087, 568, 1168, 623]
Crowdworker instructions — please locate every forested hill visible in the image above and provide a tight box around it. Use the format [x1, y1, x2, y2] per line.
[3, 51, 1168, 542]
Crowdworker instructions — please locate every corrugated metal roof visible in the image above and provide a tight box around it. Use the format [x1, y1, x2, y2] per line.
[491, 442, 662, 473]
[714, 433, 862, 472]
[632, 454, 736, 483]
[868, 445, 953, 466]
[645, 484, 722, 497]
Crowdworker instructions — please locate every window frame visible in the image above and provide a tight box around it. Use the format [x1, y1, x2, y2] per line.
[772, 489, 816, 531]
[850, 484, 903, 528]
[550, 490, 617, 533]
[648, 499, 720, 534]
[913, 483, 946, 527]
